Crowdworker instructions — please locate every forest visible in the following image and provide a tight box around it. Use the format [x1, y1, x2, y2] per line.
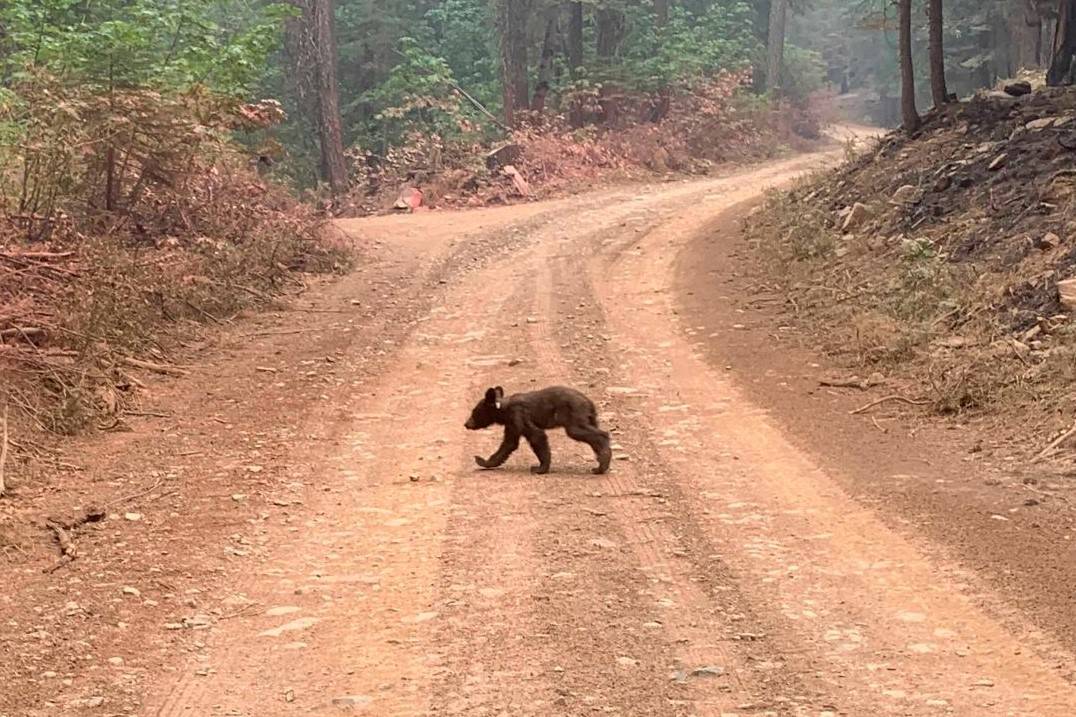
[2, 0, 1076, 437]
[2, 1, 1076, 201]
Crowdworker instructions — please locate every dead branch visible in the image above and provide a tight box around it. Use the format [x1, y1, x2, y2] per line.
[47, 522, 75, 559]
[0, 403, 8, 497]
[820, 375, 885, 390]
[850, 394, 930, 415]
[0, 250, 74, 262]
[43, 507, 106, 573]
[1033, 420, 1076, 463]
[104, 476, 164, 509]
[240, 329, 311, 338]
[120, 356, 189, 377]
[0, 327, 46, 342]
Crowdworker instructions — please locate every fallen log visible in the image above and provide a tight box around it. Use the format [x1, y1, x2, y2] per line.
[120, 356, 189, 377]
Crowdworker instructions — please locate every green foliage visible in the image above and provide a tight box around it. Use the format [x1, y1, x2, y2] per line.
[423, 0, 499, 107]
[1, 0, 290, 95]
[357, 37, 484, 149]
[781, 44, 827, 101]
[619, 3, 758, 91]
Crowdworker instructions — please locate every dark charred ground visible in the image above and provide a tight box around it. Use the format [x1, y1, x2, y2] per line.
[745, 85, 1076, 470]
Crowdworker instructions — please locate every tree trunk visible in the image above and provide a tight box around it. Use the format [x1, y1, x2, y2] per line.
[595, 6, 624, 125]
[497, 0, 531, 125]
[899, 0, 921, 132]
[1049, 0, 1076, 85]
[532, 11, 557, 112]
[286, 0, 348, 193]
[766, 0, 787, 93]
[1036, 17, 1045, 65]
[651, 0, 672, 122]
[927, 0, 949, 107]
[567, 2, 583, 75]
[595, 7, 624, 59]
[1014, 0, 1045, 68]
[312, 0, 348, 193]
[655, 0, 670, 26]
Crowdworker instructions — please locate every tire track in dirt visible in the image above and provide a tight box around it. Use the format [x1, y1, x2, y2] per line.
[141, 166, 808, 716]
[146, 228, 547, 716]
[428, 261, 557, 715]
[130, 146, 1076, 717]
[539, 225, 820, 715]
[590, 179, 1076, 715]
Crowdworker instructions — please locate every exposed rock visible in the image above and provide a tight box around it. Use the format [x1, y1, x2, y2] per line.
[1058, 277, 1076, 311]
[891, 184, 919, 205]
[1026, 117, 1057, 131]
[332, 695, 373, 711]
[690, 665, 725, 678]
[1036, 232, 1061, 250]
[393, 187, 423, 212]
[841, 202, 873, 232]
[1003, 80, 1033, 97]
[983, 90, 1019, 105]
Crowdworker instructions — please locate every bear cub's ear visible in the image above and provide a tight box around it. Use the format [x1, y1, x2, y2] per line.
[484, 386, 505, 404]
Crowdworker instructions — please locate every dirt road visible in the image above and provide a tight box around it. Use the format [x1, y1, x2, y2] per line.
[8, 144, 1076, 716]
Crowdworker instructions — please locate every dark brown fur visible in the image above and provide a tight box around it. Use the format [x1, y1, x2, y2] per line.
[464, 386, 612, 475]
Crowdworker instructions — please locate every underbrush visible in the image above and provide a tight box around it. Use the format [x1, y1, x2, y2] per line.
[1, 77, 349, 448]
[345, 72, 826, 212]
[745, 86, 1076, 453]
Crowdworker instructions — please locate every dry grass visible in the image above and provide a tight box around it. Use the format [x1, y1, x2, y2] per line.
[1, 79, 351, 449]
[346, 73, 827, 213]
[744, 87, 1076, 458]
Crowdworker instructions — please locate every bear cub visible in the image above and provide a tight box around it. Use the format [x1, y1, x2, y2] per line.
[464, 386, 612, 475]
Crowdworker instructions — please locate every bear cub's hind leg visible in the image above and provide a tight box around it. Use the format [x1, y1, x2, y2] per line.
[566, 419, 612, 475]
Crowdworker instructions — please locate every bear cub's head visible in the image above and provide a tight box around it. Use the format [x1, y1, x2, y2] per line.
[464, 386, 505, 430]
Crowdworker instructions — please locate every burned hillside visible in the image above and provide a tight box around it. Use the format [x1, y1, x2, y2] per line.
[746, 85, 1076, 456]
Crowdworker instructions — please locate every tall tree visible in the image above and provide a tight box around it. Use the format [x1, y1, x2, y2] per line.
[898, 0, 921, 132]
[766, 0, 787, 93]
[286, 0, 348, 193]
[595, 4, 625, 123]
[595, 5, 624, 60]
[497, 0, 532, 124]
[567, 1, 584, 74]
[1049, 0, 1076, 85]
[655, 0, 670, 26]
[927, 0, 949, 107]
[532, 8, 558, 112]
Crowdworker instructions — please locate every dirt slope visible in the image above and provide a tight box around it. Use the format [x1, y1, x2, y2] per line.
[4, 137, 1076, 716]
[745, 87, 1076, 461]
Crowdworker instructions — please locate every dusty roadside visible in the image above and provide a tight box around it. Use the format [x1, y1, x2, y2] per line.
[678, 200, 1076, 660]
[3, 138, 1074, 717]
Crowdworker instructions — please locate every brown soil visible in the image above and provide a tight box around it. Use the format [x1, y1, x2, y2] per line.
[744, 86, 1076, 463]
[3, 136, 1076, 716]
[680, 200, 1076, 674]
